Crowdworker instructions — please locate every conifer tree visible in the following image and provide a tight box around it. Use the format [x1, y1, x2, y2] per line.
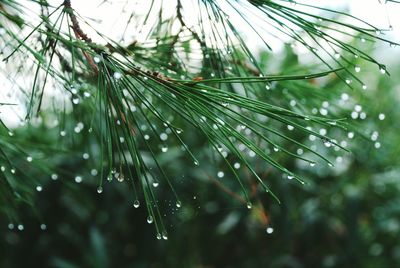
[0, 0, 398, 240]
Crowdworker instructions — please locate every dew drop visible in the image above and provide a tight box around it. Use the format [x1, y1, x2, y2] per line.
[51, 173, 58, 180]
[10, 168, 15, 174]
[93, 56, 101, 63]
[234, 162, 241, 169]
[161, 145, 168, 152]
[82, 153, 90, 159]
[113, 72, 122, 79]
[379, 66, 386, 74]
[362, 84, 367, 90]
[266, 227, 274, 234]
[162, 231, 168, 240]
[217, 171, 224, 178]
[152, 182, 159, 188]
[97, 186, 103, 194]
[27, 156, 33, 162]
[354, 65, 361, 73]
[176, 200, 182, 208]
[160, 133, 168, 141]
[246, 202, 252, 209]
[309, 162, 316, 167]
[133, 200, 140, 208]
[156, 233, 162, 240]
[40, 224, 47, 230]
[90, 169, 98, 176]
[147, 215, 153, 224]
[17, 224, 24, 231]
[75, 176, 82, 183]
[194, 160, 199, 166]
[36, 185, 43, 192]
[378, 113, 385, 120]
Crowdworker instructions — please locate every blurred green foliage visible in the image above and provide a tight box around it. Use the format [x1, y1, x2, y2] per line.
[1, 42, 400, 267]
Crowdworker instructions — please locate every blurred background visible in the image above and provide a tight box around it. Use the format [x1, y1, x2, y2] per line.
[1, 1, 400, 267]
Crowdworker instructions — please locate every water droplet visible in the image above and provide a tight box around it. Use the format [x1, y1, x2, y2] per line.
[17, 224, 24, 231]
[246, 202, 252, 209]
[266, 227, 274, 234]
[362, 84, 367, 90]
[234, 162, 241, 169]
[113, 72, 122, 79]
[217, 171, 224, 178]
[72, 98, 80, 105]
[51, 173, 58, 180]
[287, 175, 294, 180]
[354, 65, 361, 73]
[10, 168, 15, 174]
[379, 66, 386, 74]
[194, 160, 199, 166]
[40, 224, 47, 230]
[176, 200, 182, 208]
[91, 169, 98, 176]
[152, 182, 159, 188]
[60, 130, 66, 137]
[0, 166, 5, 172]
[82, 153, 89, 159]
[133, 200, 140, 208]
[93, 56, 101, 63]
[97, 186, 103, 193]
[26, 156, 33, 162]
[334, 52, 341, 59]
[273, 147, 279, 152]
[374, 142, 381, 149]
[162, 231, 168, 240]
[161, 145, 168, 152]
[117, 174, 124, 182]
[156, 233, 162, 240]
[8, 131, 14, 136]
[378, 113, 385, 120]
[75, 176, 82, 183]
[36, 185, 42, 192]
[309, 162, 316, 167]
[160, 133, 168, 141]
[147, 215, 153, 224]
